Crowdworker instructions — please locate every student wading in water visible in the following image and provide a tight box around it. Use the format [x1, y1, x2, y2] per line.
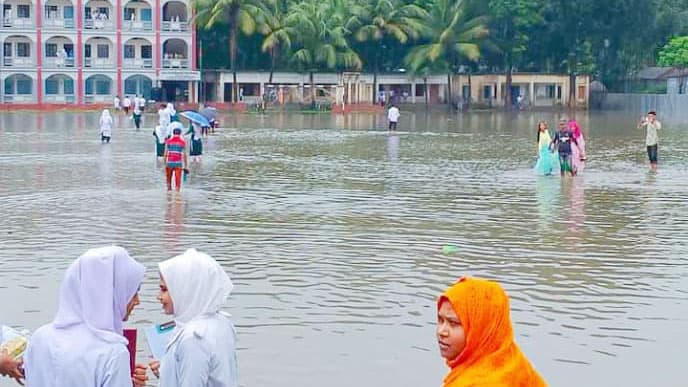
[638, 110, 661, 171]
[436, 277, 546, 387]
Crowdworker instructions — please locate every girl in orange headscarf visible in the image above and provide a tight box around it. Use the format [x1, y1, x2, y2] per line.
[437, 277, 547, 387]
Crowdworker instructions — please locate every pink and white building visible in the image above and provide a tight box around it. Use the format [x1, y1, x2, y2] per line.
[0, 0, 199, 105]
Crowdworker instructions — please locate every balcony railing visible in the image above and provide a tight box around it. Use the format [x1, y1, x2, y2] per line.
[2, 17, 35, 28]
[84, 94, 112, 103]
[162, 58, 189, 68]
[123, 58, 153, 68]
[3, 57, 35, 67]
[44, 57, 76, 68]
[45, 95, 76, 103]
[3, 95, 35, 103]
[161, 20, 189, 31]
[84, 18, 114, 30]
[84, 57, 114, 68]
[43, 17, 76, 29]
[122, 20, 153, 31]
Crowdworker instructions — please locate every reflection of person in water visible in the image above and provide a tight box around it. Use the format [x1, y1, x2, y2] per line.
[163, 195, 185, 251]
[535, 176, 560, 231]
[567, 176, 585, 234]
[387, 133, 399, 163]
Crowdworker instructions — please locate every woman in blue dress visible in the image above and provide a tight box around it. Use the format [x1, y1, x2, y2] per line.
[534, 121, 557, 175]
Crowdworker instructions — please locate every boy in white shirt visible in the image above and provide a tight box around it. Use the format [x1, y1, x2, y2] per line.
[387, 104, 400, 131]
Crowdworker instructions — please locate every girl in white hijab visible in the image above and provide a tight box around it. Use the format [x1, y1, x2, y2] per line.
[99, 109, 113, 143]
[24, 246, 146, 387]
[151, 249, 238, 387]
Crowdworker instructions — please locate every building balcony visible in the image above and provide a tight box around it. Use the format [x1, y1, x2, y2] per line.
[122, 20, 153, 32]
[2, 17, 35, 28]
[44, 94, 76, 103]
[43, 17, 76, 29]
[123, 57, 153, 69]
[161, 20, 188, 32]
[3, 94, 35, 103]
[162, 58, 189, 68]
[44, 56, 76, 68]
[2, 57, 35, 67]
[84, 18, 114, 30]
[84, 57, 114, 68]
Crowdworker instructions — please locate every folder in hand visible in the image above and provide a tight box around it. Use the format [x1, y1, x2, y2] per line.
[144, 321, 176, 360]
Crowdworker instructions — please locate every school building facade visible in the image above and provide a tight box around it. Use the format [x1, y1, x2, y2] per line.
[0, 0, 199, 106]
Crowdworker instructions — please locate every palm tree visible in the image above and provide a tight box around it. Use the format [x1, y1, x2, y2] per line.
[355, 0, 427, 103]
[404, 0, 489, 107]
[255, 0, 293, 87]
[286, 0, 362, 107]
[194, 0, 260, 103]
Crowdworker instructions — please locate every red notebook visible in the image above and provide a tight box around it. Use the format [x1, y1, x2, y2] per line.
[123, 328, 137, 376]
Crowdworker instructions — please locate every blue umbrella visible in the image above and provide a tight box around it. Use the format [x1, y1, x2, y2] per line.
[180, 111, 211, 127]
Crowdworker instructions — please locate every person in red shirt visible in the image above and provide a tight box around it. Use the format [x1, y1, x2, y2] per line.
[163, 128, 188, 191]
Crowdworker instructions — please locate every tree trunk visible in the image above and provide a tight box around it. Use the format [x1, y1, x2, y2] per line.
[310, 71, 316, 109]
[569, 71, 576, 108]
[467, 71, 472, 109]
[424, 77, 428, 109]
[229, 6, 239, 103]
[447, 73, 453, 109]
[505, 64, 513, 111]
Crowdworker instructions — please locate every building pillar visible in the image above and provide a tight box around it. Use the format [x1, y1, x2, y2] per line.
[36, 0, 43, 105]
[411, 82, 416, 104]
[76, 0, 83, 104]
[155, 0, 161, 76]
[259, 81, 264, 98]
[116, 0, 123, 97]
[529, 80, 535, 105]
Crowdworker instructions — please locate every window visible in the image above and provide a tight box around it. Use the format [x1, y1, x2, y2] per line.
[97, 44, 109, 58]
[64, 44, 74, 57]
[577, 85, 586, 100]
[483, 85, 491, 99]
[3, 43, 11, 57]
[546, 85, 556, 99]
[4, 78, 12, 94]
[84, 44, 91, 58]
[415, 84, 426, 97]
[140, 8, 151, 21]
[44, 5, 58, 19]
[84, 7, 91, 19]
[96, 78, 110, 94]
[124, 8, 135, 20]
[46, 43, 57, 57]
[16, 42, 30, 57]
[46, 78, 59, 94]
[63, 78, 74, 94]
[124, 44, 135, 59]
[98, 7, 109, 17]
[141, 45, 152, 59]
[124, 78, 137, 95]
[17, 4, 30, 18]
[16, 78, 32, 94]
[64, 6, 74, 19]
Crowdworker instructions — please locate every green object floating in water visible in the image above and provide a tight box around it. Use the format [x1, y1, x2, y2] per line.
[442, 245, 459, 254]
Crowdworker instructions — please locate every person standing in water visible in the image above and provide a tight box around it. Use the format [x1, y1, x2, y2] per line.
[436, 277, 546, 387]
[638, 111, 661, 171]
[387, 104, 400, 131]
[552, 118, 578, 177]
[99, 109, 113, 143]
[186, 122, 203, 163]
[132, 104, 142, 130]
[534, 121, 555, 176]
[164, 127, 188, 191]
[569, 119, 586, 175]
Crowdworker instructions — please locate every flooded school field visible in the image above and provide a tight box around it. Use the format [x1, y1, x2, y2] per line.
[0, 110, 686, 386]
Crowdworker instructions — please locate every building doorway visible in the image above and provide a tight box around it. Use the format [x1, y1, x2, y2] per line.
[160, 80, 188, 102]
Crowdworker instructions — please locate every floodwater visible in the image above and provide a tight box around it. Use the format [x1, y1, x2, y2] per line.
[0, 110, 687, 387]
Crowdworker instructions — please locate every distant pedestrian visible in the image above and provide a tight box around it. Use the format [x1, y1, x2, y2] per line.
[99, 109, 113, 143]
[637, 110, 661, 171]
[186, 122, 203, 163]
[387, 104, 400, 131]
[132, 105, 142, 130]
[569, 120, 586, 174]
[163, 128, 188, 191]
[122, 96, 132, 115]
[113, 95, 121, 111]
[158, 103, 171, 133]
[436, 277, 546, 387]
[136, 94, 146, 113]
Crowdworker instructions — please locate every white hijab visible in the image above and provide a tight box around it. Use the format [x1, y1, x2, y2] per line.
[154, 125, 167, 144]
[165, 103, 176, 117]
[100, 109, 112, 123]
[53, 246, 146, 343]
[158, 249, 233, 328]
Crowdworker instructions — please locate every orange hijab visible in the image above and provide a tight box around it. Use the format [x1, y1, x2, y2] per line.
[439, 277, 547, 387]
